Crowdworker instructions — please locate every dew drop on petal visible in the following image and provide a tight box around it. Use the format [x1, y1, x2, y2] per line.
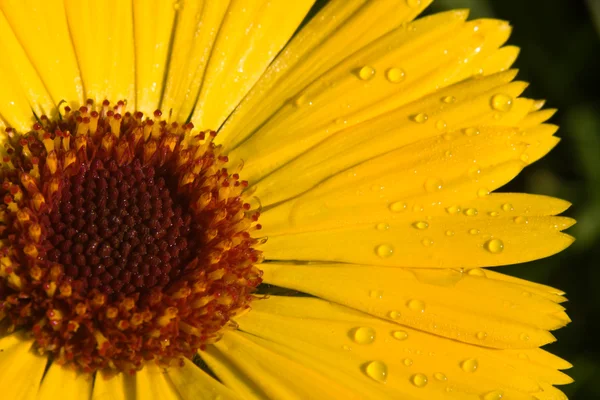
[352, 327, 376, 344]
[406, 0, 422, 8]
[393, 330, 408, 340]
[403, 358, 414, 367]
[468, 268, 486, 277]
[484, 239, 504, 254]
[490, 93, 513, 112]
[436, 120, 447, 130]
[369, 289, 384, 299]
[463, 127, 480, 136]
[411, 373, 428, 388]
[488, 211, 499, 217]
[445, 230, 455, 236]
[376, 244, 394, 258]
[468, 166, 482, 178]
[411, 113, 429, 123]
[460, 358, 479, 373]
[464, 208, 478, 216]
[365, 361, 388, 383]
[413, 221, 429, 230]
[421, 238, 434, 247]
[476, 331, 488, 340]
[469, 228, 480, 235]
[357, 66, 376, 80]
[501, 203, 514, 211]
[442, 95, 456, 104]
[407, 299, 425, 312]
[386, 67, 406, 83]
[294, 94, 308, 107]
[424, 178, 443, 192]
[512, 216, 526, 225]
[389, 201, 407, 212]
[446, 205, 461, 215]
[482, 390, 504, 400]
[477, 188, 490, 197]
[519, 333, 530, 341]
[434, 372, 448, 382]
[376, 222, 390, 231]
[389, 310, 401, 319]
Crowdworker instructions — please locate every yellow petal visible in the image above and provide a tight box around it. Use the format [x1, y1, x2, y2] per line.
[92, 370, 135, 400]
[0, 334, 48, 400]
[232, 296, 570, 399]
[260, 263, 567, 349]
[165, 358, 241, 400]
[160, 1, 230, 121]
[190, 0, 315, 130]
[38, 362, 93, 400]
[229, 17, 513, 187]
[0, 9, 54, 130]
[133, 0, 176, 114]
[64, 0, 135, 105]
[0, 0, 83, 107]
[247, 71, 526, 207]
[135, 362, 181, 400]
[217, 0, 433, 149]
[201, 331, 365, 399]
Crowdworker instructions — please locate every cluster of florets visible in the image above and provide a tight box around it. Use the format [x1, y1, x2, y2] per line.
[0, 100, 262, 373]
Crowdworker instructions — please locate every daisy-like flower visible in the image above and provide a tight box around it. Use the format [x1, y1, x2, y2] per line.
[0, 0, 574, 399]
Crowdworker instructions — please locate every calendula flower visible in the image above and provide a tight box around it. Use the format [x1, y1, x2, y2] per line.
[0, 0, 574, 399]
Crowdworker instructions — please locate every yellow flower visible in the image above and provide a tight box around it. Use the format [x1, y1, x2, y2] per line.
[0, 0, 574, 399]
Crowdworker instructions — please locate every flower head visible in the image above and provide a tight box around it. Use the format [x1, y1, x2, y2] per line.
[0, 0, 573, 399]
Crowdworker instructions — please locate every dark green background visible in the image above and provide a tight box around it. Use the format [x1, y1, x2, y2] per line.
[304, 0, 599, 398]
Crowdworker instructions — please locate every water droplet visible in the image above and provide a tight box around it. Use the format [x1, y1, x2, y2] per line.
[467, 268, 486, 277]
[352, 327, 376, 344]
[365, 360, 388, 383]
[484, 239, 504, 254]
[389, 310, 401, 319]
[446, 205, 461, 215]
[424, 177, 443, 192]
[407, 299, 425, 312]
[519, 333, 530, 341]
[460, 358, 479, 373]
[444, 150, 453, 157]
[294, 94, 308, 107]
[357, 66, 375, 80]
[468, 166, 481, 179]
[464, 208, 478, 216]
[376, 222, 390, 231]
[482, 390, 504, 400]
[386, 67, 405, 83]
[392, 330, 408, 340]
[376, 244, 394, 258]
[463, 127, 480, 136]
[476, 331, 488, 340]
[442, 95, 456, 104]
[445, 230, 455, 236]
[421, 238, 434, 247]
[490, 93, 513, 112]
[172, 1, 181, 10]
[403, 358, 413, 367]
[513, 216, 527, 224]
[342, 345, 351, 351]
[434, 372, 447, 382]
[413, 204, 424, 212]
[369, 289, 384, 299]
[371, 184, 384, 192]
[411, 373, 428, 388]
[469, 228, 480, 235]
[413, 221, 429, 230]
[406, 0, 422, 8]
[520, 153, 530, 163]
[389, 201, 407, 212]
[501, 203, 514, 211]
[411, 113, 429, 123]
[477, 188, 490, 197]
[436, 120, 447, 130]
[488, 211, 499, 217]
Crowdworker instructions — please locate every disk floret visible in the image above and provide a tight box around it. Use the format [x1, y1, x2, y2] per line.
[0, 100, 263, 372]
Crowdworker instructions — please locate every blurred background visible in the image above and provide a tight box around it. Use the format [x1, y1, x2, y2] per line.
[306, 0, 599, 398]
[432, 1, 600, 398]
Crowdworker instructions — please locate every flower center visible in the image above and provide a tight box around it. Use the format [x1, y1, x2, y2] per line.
[0, 101, 263, 373]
